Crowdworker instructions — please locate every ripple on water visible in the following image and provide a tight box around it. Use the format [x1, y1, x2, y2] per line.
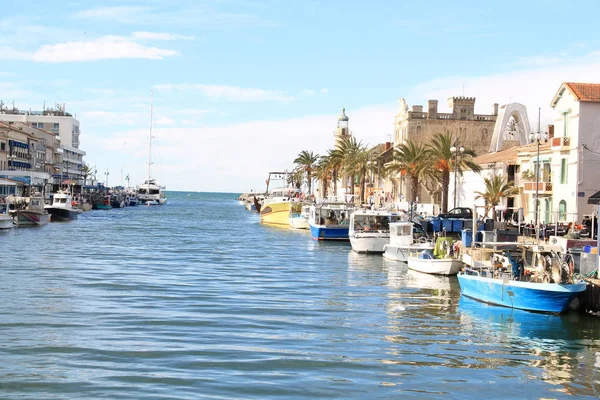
[1, 193, 599, 399]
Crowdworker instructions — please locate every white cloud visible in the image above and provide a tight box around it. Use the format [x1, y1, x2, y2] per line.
[82, 104, 394, 192]
[154, 83, 295, 102]
[33, 36, 178, 62]
[320, 88, 329, 94]
[132, 31, 194, 41]
[0, 36, 179, 62]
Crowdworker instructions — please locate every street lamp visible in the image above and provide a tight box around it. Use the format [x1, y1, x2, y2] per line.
[529, 131, 547, 241]
[449, 140, 465, 209]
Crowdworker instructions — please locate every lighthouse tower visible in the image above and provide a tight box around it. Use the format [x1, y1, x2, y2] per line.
[333, 107, 351, 148]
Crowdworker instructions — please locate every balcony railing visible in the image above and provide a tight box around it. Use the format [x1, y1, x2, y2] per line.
[523, 181, 553, 193]
[551, 136, 570, 148]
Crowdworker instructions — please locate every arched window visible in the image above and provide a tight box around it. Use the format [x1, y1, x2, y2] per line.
[559, 200, 567, 221]
[416, 126, 422, 135]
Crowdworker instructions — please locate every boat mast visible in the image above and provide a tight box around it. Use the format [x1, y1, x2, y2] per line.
[148, 90, 153, 184]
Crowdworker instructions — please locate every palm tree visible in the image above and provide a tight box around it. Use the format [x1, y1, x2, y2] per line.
[426, 131, 481, 213]
[336, 137, 374, 203]
[385, 140, 428, 202]
[314, 154, 334, 199]
[293, 150, 319, 195]
[474, 174, 520, 220]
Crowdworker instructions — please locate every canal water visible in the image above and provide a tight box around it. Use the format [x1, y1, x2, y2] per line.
[1, 191, 599, 399]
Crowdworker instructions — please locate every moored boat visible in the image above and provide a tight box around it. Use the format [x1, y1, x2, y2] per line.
[289, 202, 310, 229]
[0, 203, 14, 229]
[348, 209, 405, 253]
[458, 244, 586, 313]
[13, 195, 50, 226]
[45, 191, 82, 221]
[308, 201, 356, 240]
[383, 221, 434, 262]
[406, 237, 462, 275]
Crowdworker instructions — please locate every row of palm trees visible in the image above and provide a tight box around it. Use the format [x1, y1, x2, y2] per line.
[291, 131, 518, 216]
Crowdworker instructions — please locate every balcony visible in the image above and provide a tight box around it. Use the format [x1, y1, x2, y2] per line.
[523, 181, 553, 194]
[551, 136, 570, 149]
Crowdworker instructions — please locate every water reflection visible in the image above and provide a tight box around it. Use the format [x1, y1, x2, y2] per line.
[459, 297, 600, 396]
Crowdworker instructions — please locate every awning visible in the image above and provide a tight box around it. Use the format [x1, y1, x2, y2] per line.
[8, 161, 31, 168]
[588, 190, 600, 205]
[7, 176, 30, 184]
[8, 140, 29, 149]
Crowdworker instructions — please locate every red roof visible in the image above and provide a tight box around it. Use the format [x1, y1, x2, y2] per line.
[564, 82, 600, 102]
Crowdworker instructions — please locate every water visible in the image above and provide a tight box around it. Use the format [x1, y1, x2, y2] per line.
[1, 191, 599, 399]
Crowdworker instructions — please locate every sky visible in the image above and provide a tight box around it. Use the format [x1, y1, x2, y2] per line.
[1, 0, 600, 193]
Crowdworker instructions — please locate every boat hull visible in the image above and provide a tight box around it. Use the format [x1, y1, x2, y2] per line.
[457, 273, 587, 313]
[260, 201, 290, 227]
[289, 216, 309, 229]
[383, 243, 434, 262]
[93, 204, 113, 210]
[46, 207, 80, 221]
[14, 210, 50, 226]
[309, 224, 349, 241]
[349, 234, 389, 253]
[407, 257, 462, 275]
[0, 215, 14, 229]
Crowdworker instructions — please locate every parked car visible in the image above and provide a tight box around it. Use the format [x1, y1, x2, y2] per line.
[438, 207, 473, 220]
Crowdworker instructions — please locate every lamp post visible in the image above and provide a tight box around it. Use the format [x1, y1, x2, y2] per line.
[449, 140, 465, 209]
[529, 131, 546, 241]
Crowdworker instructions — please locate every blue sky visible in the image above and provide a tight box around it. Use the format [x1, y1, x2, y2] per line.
[2, 0, 600, 192]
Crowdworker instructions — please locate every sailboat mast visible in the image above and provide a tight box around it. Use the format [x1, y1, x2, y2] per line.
[148, 90, 153, 183]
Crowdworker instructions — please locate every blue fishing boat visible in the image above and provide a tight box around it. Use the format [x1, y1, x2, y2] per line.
[458, 244, 586, 313]
[308, 201, 356, 241]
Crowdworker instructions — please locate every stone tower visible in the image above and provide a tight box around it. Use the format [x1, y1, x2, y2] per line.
[334, 108, 351, 148]
[448, 97, 476, 120]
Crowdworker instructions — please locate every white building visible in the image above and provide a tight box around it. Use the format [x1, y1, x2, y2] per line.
[549, 82, 600, 221]
[0, 104, 86, 182]
[457, 82, 600, 224]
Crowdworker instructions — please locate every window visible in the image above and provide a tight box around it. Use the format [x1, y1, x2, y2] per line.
[559, 200, 567, 221]
[416, 126, 422, 135]
[563, 112, 568, 137]
[0, 142, 5, 151]
[32, 122, 43, 129]
[560, 159, 567, 184]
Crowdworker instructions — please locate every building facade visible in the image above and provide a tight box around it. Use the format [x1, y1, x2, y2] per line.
[457, 82, 600, 225]
[0, 103, 86, 183]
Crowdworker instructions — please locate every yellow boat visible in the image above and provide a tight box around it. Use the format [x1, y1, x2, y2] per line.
[260, 198, 291, 227]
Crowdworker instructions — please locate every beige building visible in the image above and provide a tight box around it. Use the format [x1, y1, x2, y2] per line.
[394, 96, 498, 154]
[0, 103, 86, 183]
[390, 96, 498, 204]
[0, 122, 50, 188]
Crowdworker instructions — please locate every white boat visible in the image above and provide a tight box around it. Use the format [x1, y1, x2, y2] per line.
[289, 203, 310, 229]
[0, 203, 14, 229]
[45, 191, 82, 221]
[136, 91, 167, 206]
[13, 194, 50, 226]
[383, 221, 434, 262]
[406, 237, 463, 275]
[348, 209, 406, 253]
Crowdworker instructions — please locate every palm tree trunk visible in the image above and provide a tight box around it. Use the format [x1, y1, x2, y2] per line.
[307, 171, 312, 195]
[333, 169, 338, 197]
[410, 175, 418, 202]
[442, 170, 450, 213]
